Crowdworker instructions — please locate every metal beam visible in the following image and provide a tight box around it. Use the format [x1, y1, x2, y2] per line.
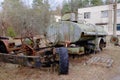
[113, 0, 117, 36]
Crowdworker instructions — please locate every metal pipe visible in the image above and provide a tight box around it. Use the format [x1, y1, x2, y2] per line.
[113, 0, 117, 36]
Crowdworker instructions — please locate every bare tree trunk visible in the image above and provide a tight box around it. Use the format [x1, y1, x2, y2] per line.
[1, 21, 6, 36]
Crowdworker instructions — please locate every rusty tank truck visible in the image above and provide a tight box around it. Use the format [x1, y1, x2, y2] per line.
[46, 13, 107, 54]
[0, 13, 107, 74]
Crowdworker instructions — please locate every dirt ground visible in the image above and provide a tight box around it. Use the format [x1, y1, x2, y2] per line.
[0, 37, 120, 80]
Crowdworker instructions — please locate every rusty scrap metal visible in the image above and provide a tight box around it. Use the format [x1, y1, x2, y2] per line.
[86, 57, 114, 68]
[0, 53, 41, 67]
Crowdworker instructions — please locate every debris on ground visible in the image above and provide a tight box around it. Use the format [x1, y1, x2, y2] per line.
[85, 56, 114, 68]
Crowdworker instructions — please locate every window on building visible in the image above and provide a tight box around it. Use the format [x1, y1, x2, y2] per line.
[117, 24, 120, 31]
[117, 9, 120, 17]
[84, 12, 91, 19]
[101, 10, 108, 18]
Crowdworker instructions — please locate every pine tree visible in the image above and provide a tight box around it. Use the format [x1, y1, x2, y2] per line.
[91, 0, 103, 6]
[32, 0, 51, 34]
[118, 0, 120, 3]
[61, 1, 71, 15]
[83, 0, 90, 7]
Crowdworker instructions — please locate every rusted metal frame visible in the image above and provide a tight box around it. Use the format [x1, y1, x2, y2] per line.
[0, 46, 58, 66]
[0, 53, 41, 67]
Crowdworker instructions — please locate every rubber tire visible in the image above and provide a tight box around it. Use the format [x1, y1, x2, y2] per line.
[56, 47, 69, 75]
[85, 43, 95, 54]
[0, 41, 8, 53]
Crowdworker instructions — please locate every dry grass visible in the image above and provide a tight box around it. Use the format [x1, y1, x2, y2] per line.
[0, 36, 120, 80]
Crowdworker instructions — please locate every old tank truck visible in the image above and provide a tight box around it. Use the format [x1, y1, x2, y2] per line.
[0, 13, 107, 74]
[46, 13, 107, 54]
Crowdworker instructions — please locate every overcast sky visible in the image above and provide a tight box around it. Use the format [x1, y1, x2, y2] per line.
[49, 0, 64, 10]
[0, 0, 64, 10]
[0, 0, 3, 4]
[0, 0, 107, 10]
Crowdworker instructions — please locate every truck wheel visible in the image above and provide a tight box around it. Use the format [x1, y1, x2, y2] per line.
[0, 41, 8, 53]
[56, 47, 69, 75]
[85, 43, 95, 54]
[99, 43, 103, 51]
[99, 39, 105, 51]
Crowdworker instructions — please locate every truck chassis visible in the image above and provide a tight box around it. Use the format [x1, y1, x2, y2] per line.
[0, 37, 69, 74]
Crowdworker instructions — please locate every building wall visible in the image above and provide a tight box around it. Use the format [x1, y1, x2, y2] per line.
[54, 15, 61, 22]
[78, 4, 120, 35]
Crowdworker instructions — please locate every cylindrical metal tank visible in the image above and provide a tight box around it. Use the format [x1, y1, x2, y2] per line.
[46, 21, 107, 45]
